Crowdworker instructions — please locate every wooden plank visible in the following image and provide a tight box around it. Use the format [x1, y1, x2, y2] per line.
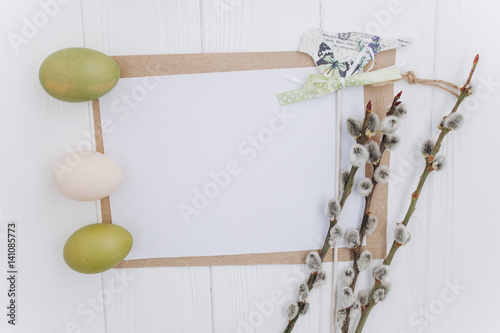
[200, 1, 334, 332]
[99, 267, 212, 333]
[0, 1, 105, 333]
[427, 1, 500, 332]
[322, 1, 439, 332]
[80, 1, 213, 333]
[5, 1, 493, 333]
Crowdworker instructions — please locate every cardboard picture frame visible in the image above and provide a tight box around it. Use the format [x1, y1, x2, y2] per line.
[92, 50, 396, 267]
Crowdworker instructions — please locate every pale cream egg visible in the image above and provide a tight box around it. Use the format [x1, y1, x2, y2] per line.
[52, 151, 122, 201]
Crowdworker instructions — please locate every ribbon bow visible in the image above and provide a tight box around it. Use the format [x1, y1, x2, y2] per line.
[276, 67, 402, 106]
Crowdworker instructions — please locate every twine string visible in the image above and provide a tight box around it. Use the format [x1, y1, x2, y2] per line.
[373, 71, 460, 98]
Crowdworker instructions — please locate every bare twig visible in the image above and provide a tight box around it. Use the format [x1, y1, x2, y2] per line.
[353, 54, 479, 333]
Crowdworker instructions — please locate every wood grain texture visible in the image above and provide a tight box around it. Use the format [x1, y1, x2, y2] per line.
[427, 1, 500, 332]
[81, 1, 213, 333]
[92, 50, 392, 272]
[0, 1, 106, 333]
[110, 52, 315, 77]
[323, 1, 440, 333]
[99, 267, 212, 333]
[200, 1, 334, 332]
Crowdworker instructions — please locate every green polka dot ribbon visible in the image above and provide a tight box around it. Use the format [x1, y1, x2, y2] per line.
[276, 67, 402, 105]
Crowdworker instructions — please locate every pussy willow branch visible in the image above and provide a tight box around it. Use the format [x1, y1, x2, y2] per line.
[283, 168, 355, 333]
[354, 55, 479, 333]
[283, 102, 373, 333]
[351, 95, 400, 287]
[341, 93, 402, 333]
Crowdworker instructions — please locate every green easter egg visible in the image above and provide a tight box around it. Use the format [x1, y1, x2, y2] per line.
[63, 223, 133, 274]
[39, 47, 120, 102]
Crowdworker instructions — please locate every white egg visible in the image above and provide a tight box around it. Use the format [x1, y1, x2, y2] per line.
[52, 151, 122, 201]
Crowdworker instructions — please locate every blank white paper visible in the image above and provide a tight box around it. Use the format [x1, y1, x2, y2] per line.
[98, 67, 364, 260]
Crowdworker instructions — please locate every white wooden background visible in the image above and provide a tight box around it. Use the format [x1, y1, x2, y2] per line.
[1, 1, 499, 332]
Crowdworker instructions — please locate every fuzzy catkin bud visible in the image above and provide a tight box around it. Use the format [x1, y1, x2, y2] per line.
[329, 225, 343, 246]
[373, 283, 391, 303]
[300, 302, 310, 316]
[393, 103, 408, 118]
[287, 303, 299, 319]
[341, 267, 355, 286]
[346, 229, 361, 249]
[342, 287, 355, 307]
[431, 155, 446, 171]
[383, 134, 400, 150]
[306, 252, 322, 272]
[298, 283, 310, 302]
[443, 113, 464, 130]
[357, 250, 372, 271]
[367, 141, 381, 164]
[325, 199, 341, 220]
[346, 118, 363, 139]
[357, 177, 374, 197]
[366, 113, 380, 137]
[358, 289, 371, 306]
[373, 265, 390, 282]
[374, 165, 390, 184]
[380, 116, 400, 134]
[366, 215, 378, 235]
[394, 224, 411, 245]
[438, 118, 445, 129]
[373, 289, 386, 303]
[421, 139, 435, 157]
[349, 301, 362, 319]
[336, 308, 347, 327]
[339, 169, 350, 192]
[350, 144, 369, 167]
[314, 271, 327, 288]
